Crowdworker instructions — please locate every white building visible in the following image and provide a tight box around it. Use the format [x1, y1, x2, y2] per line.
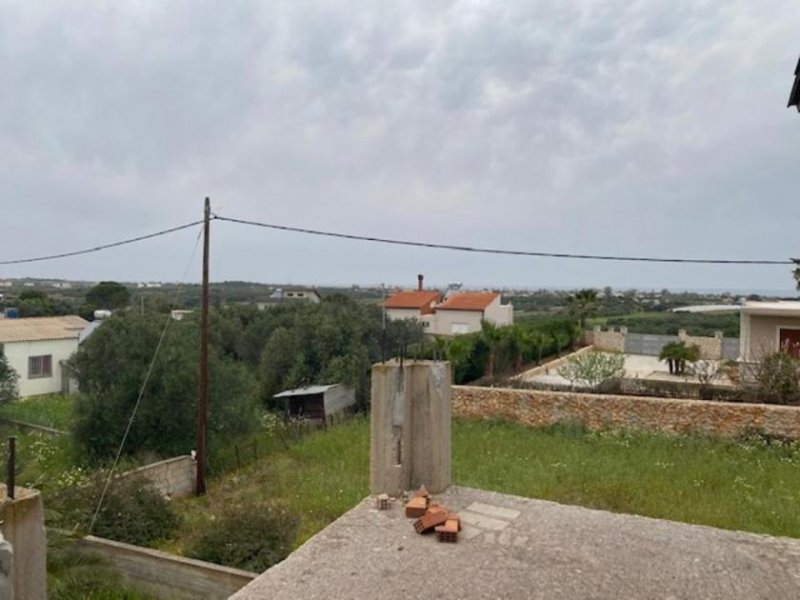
[429, 292, 513, 335]
[0, 316, 89, 398]
[383, 276, 513, 336]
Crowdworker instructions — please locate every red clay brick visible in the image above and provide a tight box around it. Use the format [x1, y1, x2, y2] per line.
[413, 510, 448, 533]
[405, 496, 428, 518]
[435, 518, 460, 543]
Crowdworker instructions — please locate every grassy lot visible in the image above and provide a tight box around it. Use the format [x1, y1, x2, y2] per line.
[0, 394, 76, 430]
[162, 418, 370, 554]
[164, 417, 800, 555]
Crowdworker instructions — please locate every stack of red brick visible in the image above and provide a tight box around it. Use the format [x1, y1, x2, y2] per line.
[401, 487, 461, 543]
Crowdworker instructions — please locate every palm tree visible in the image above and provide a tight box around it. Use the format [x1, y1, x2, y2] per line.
[793, 258, 800, 290]
[565, 289, 600, 331]
[480, 320, 505, 377]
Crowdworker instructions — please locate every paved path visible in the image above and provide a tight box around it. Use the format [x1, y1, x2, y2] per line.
[231, 486, 800, 599]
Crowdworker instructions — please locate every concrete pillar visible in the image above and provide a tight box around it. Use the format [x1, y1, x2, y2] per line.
[370, 360, 451, 496]
[0, 486, 46, 600]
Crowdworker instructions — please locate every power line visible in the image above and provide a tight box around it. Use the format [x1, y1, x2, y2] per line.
[215, 215, 794, 266]
[0, 220, 204, 266]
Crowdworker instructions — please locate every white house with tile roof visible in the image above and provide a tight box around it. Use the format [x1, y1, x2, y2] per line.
[0, 316, 89, 397]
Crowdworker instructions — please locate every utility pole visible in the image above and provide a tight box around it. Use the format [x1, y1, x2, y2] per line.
[381, 283, 387, 363]
[196, 197, 210, 495]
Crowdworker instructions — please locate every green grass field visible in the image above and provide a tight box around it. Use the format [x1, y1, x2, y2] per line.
[0, 394, 76, 430]
[163, 416, 800, 555]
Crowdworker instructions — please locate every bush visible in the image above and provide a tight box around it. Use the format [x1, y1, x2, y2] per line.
[752, 352, 800, 405]
[52, 473, 180, 546]
[186, 500, 299, 571]
[557, 352, 625, 389]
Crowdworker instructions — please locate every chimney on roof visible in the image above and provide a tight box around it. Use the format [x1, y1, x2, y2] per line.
[417, 274, 424, 291]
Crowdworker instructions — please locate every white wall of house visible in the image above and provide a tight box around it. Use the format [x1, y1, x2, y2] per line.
[432, 309, 484, 335]
[741, 313, 800, 361]
[3, 338, 79, 397]
[322, 385, 356, 417]
[483, 296, 514, 327]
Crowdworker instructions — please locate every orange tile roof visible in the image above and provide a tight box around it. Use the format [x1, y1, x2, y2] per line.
[436, 292, 499, 312]
[384, 291, 441, 313]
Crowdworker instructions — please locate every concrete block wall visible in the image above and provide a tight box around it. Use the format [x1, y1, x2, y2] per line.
[0, 486, 47, 600]
[452, 385, 800, 440]
[121, 456, 195, 499]
[74, 535, 255, 599]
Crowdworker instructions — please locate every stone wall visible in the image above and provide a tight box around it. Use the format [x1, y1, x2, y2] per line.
[679, 330, 723, 360]
[75, 535, 255, 600]
[452, 385, 800, 440]
[121, 456, 195, 499]
[592, 327, 625, 352]
[0, 486, 47, 600]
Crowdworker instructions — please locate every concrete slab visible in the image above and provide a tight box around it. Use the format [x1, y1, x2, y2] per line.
[230, 486, 800, 599]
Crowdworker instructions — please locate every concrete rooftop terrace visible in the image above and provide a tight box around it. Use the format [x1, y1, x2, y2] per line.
[230, 486, 800, 599]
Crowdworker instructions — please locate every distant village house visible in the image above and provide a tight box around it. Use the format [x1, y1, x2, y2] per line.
[383, 275, 513, 336]
[0, 315, 89, 397]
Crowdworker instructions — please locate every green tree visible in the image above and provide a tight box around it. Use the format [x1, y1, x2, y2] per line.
[0, 343, 18, 404]
[85, 281, 131, 310]
[70, 313, 259, 462]
[565, 289, 600, 331]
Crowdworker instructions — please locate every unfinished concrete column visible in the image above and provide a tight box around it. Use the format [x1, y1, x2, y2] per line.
[0, 486, 46, 600]
[370, 360, 451, 496]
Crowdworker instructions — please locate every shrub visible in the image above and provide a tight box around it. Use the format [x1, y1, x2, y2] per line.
[52, 472, 180, 546]
[752, 352, 800, 405]
[186, 500, 299, 572]
[557, 352, 625, 389]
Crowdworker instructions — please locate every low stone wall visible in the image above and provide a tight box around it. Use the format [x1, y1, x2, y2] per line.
[592, 328, 625, 352]
[680, 330, 723, 360]
[0, 485, 47, 600]
[74, 535, 256, 600]
[452, 385, 800, 440]
[121, 456, 195, 499]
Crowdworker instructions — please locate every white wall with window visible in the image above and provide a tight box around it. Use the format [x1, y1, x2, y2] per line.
[3, 338, 80, 397]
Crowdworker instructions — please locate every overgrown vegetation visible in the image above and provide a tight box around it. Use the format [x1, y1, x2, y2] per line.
[0, 393, 75, 429]
[185, 500, 299, 571]
[0, 343, 18, 404]
[604, 312, 740, 337]
[52, 473, 181, 546]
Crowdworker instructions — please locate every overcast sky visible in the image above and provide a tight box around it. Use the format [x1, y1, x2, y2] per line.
[2, 1, 799, 293]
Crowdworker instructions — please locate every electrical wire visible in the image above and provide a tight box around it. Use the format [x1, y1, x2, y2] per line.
[214, 215, 794, 266]
[88, 225, 204, 534]
[0, 220, 204, 266]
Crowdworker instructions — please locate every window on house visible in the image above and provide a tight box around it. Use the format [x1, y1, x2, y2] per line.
[28, 355, 53, 379]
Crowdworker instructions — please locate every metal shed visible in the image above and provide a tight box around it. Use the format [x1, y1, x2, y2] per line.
[273, 383, 356, 424]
